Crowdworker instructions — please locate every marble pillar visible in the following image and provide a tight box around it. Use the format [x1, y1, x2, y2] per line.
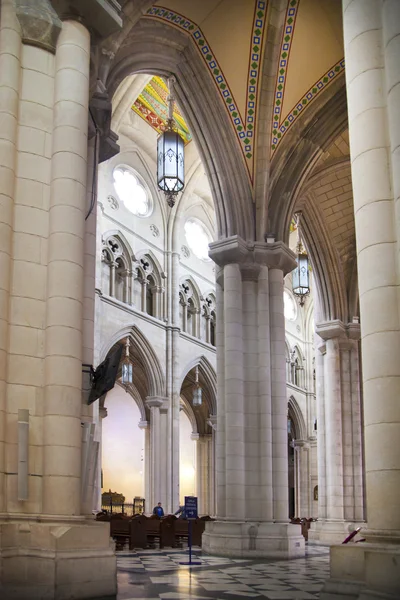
[320, 2, 400, 596]
[0, 0, 21, 513]
[195, 433, 212, 515]
[309, 321, 364, 545]
[0, 7, 117, 599]
[145, 397, 169, 513]
[202, 236, 304, 558]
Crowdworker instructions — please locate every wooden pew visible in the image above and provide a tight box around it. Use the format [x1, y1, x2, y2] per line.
[160, 515, 176, 548]
[109, 513, 131, 546]
[129, 515, 148, 549]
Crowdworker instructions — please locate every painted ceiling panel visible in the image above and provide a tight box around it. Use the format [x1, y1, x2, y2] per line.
[281, 0, 344, 119]
[154, 0, 257, 145]
[132, 76, 192, 144]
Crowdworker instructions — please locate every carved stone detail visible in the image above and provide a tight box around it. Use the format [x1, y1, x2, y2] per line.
[15, 0, 62, 53]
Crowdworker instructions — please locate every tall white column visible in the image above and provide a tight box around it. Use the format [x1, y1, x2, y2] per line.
[43, 19, 90, 516]
[344, 0, 400, 540]
[0, 0, 21, 512]
[169, 251, 180, 514]
[196, 434, 212, 515]
[320, 3, 400, 595]
[215, 280, 225, 518]
[224, 263, 245, 520]
[146, 396, 169, 512]
[269, 268, 289, 522]
[309, 321, 364, 545]
[203, 237, 304, 558]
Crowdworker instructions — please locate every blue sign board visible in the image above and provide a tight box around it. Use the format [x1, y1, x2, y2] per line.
[184, 496, 198, 519]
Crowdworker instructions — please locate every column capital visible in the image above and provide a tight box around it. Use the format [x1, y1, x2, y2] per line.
[209, 235, 297, 278]
[145, 396, 168, 410]
[15, 0, 62, 54]
[138, 420, 149, 430]
[316, 319, 361, 342]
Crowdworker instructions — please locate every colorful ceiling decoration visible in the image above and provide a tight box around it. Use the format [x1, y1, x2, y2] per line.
[144, 2, 268, 184]
[132, 76, 192, 145]
[271, 0, 345, 155]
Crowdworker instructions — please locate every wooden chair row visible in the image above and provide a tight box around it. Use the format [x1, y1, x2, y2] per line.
[96, 512, 212, 549]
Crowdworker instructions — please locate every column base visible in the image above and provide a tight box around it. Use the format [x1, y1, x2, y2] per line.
[308, 519, 365, 545]
[319, 543, 400, 600]
[202, 520, 305, 558]
[0, 520, 116, 600]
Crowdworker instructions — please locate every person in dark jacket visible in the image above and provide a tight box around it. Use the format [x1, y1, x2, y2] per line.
[153, 502, 164, 517]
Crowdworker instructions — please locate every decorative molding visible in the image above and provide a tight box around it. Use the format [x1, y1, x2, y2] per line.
[107, 195, 119, 210]
[144, 2, 268, 183]
[15, 0, 62, 54]
[150, 224, 160, 237]
[270, 0, 345, 154]
[181, 245, 190, 258]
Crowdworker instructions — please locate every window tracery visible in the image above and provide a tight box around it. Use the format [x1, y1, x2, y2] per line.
[179, 280, 201, 337]
[286, 346, 305, 389]
[101, 234, 133, 304]
[134, 253, 164, 319]
[201, 293, 216, 346]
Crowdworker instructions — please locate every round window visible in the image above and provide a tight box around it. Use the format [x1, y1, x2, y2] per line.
[184, 219, 211, 261]
[284, 289, 297, 321]
[113, 166, 152, 217]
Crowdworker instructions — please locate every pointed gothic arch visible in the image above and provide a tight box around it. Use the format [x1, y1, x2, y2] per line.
[100, 325, 165, 398]
[105, 18, 254, 241]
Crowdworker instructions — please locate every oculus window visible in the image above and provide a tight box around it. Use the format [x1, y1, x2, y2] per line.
[113, 166, 152, 217]
[284, 290, 297, 321]
[184, 219, 211, 262]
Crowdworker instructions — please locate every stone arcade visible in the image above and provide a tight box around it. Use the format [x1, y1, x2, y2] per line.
[0, 0, 399, 599]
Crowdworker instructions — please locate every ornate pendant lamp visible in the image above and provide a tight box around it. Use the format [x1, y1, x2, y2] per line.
[192, 365, 202, 407]
[157, 76, 185, 208]
[292, 214, 310, 307]
[121, 337, 133, 390]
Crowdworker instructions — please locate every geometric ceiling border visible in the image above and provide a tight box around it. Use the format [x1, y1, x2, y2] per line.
[270, 0, 299, 154]
[271, 57, 345, 155]
[144, 2, 268, 184]
[270, 0, 345, 155]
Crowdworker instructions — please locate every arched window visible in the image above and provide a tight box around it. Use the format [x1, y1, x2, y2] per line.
[179, 280, 201, 338]
[210, 311, 216, 347]
[101, 234, 133, 304]
[289, 347, 305, 389]
[134, 253, 164, 319]
[201, 294, 216, 346]
[146, 276, 154, 316]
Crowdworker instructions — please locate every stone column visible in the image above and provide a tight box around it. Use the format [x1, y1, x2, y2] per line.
[270, 268, 289, 522]
[294, 441, 310, 517]
[43, 19, 90, 516]
[145, 397, 169, 512]
[203, 236, 304, 558]
[321, 4, 400, 595]
[138, 420, 150, 512]
[309, 321, 364, 544]
[0, 0, 21, 512]
[0, 4, 118, 598]
[169, 251, 180, 514]
[196, 433, 212, 515]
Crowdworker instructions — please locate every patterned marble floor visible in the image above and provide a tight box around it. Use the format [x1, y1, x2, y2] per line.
[116, 544, 330, 600]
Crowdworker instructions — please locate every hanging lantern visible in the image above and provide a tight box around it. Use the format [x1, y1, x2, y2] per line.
[292, 238, 310, 307]
[157, 77, 185, 208]
[192, 366, 202, 407]
[121, 337, 133, 390]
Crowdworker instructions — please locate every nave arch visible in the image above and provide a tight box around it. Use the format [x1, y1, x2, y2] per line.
[104, 18, 254, 241]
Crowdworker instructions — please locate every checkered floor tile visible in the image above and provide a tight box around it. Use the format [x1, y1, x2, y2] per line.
[116, 545, 330, 599]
